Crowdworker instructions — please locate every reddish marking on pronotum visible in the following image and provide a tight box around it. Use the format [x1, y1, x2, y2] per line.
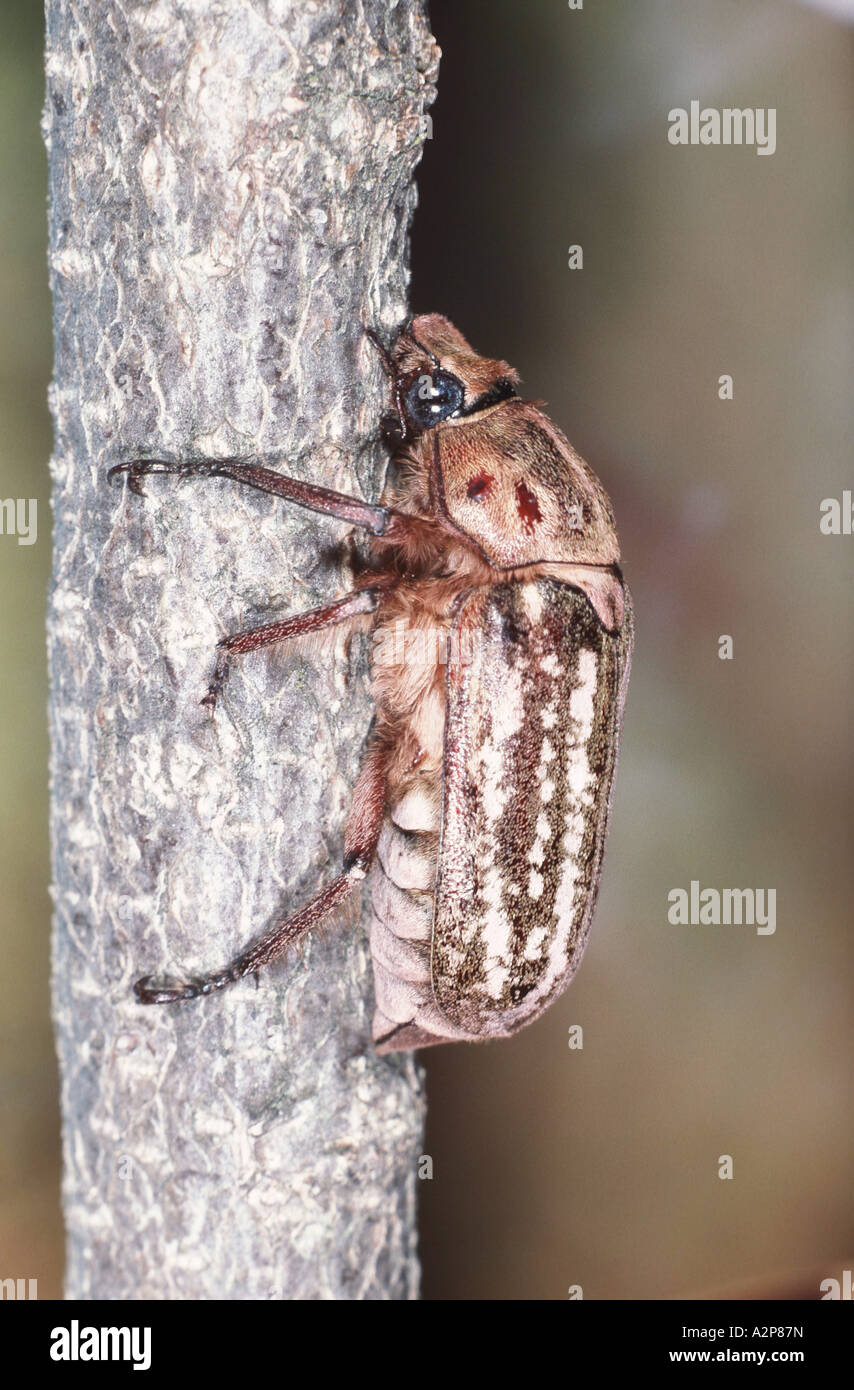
[108, 314, 633, 1053]
[514, 479, 542, 533]
[466, 472, 494, 500]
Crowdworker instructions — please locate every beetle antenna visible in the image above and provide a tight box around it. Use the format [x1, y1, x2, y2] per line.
[365, 327, 395, 379]
[366, 327, 409, 441]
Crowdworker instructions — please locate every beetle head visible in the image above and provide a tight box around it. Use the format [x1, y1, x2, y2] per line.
[371, 315, 620, 569]
[372, 314, 520, 441]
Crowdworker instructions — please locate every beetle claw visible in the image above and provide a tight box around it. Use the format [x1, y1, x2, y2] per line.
[108, 461, 152, 497]
[134, 974, 200, 1004]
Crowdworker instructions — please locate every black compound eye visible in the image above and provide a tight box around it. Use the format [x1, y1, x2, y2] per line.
[404, 369, 465, 428]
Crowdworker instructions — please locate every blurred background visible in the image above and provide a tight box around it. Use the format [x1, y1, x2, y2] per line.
[1, 0, 851, 1300]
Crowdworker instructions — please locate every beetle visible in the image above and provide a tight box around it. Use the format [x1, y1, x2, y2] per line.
[109, 314, 633, 1052]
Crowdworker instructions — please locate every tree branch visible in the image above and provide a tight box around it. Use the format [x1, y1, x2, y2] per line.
[45, 0, 438, 1300]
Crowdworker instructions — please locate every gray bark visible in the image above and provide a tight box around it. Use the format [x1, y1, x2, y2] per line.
[45, 0, 438, 1300]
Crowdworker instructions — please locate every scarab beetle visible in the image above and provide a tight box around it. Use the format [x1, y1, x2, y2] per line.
[109, 315, 633, 1052]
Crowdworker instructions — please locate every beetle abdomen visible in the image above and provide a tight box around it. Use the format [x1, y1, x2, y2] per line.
[371, 790, 477, 1054]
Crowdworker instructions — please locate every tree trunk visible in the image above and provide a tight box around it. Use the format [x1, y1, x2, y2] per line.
[45, 0, 438, 1301]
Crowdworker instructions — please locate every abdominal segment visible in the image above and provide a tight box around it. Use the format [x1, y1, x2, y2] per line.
[370, 785, 477, 1054]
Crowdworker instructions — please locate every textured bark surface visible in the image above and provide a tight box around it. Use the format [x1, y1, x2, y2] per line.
[45, 0, 438, 1300]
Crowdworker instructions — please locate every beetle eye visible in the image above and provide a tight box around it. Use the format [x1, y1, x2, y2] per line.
[404, 369, 465, 428]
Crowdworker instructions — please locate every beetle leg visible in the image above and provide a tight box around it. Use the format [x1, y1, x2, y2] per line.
[108, 457, 441, 551]
[108, 456, 393, 535]
[342, 736, 388, 874]
[133, 740, 389, 1005]
[133, 874, 358, 1004]
[202, 587, 380, 711]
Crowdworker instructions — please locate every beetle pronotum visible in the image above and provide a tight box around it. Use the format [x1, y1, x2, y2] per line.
[109, 315, 633, 1052]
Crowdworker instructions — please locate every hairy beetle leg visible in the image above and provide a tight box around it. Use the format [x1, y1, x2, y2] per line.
[201, 588, 380, 710]
[134, 739, 389, 1004]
